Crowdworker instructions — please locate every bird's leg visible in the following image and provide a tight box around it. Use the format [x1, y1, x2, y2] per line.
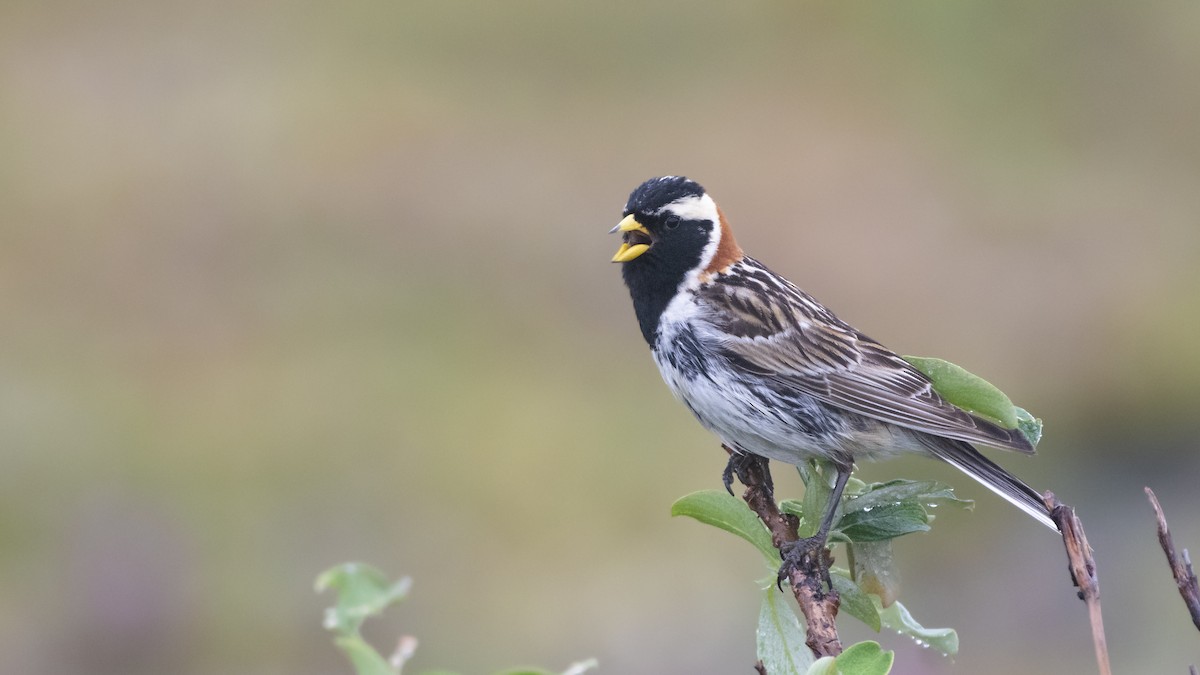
[778, 462, 852, 590]
[722, 445, 774, 500]
[721, 449, 737, 496]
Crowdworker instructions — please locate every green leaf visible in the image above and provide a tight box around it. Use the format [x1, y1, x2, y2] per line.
[492, 670, 556, 675]
[830, 571, 881, 632]
[845, 480, 973, 513]
[316, 563, 413, 637]
[1014, 405, 1043, 448]
[671, 490, 778, 564]
[847, 540, 902, 608]
[803, 641, 893, 675]
[780, 499, 804, 520]
[804, 657, 838, 675]
[902, 356, 1018, 429]
[798, 460, 835, 538]
[836, 502, 929, 542]
[875, 598, 958, 656]
[833, 641, 894, 675]
[334, 635, 399, 675]
[843, 475, 869, 496]
[757, 586, 817, 675]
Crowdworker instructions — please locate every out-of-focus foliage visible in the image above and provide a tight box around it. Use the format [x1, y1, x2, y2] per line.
[2, 2, 1198, 674]
[317, 563, 596, 675]
[902, 355, 1045, 447]
[902, 356, 1019, 430]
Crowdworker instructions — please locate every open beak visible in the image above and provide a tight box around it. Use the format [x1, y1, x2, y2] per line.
[610, 214, 652, 263]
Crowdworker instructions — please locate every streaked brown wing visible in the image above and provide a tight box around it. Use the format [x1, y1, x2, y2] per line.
[704, 274, 1034, 453]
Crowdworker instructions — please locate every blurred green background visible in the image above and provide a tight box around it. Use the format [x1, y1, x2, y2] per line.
[3, 2, 1199, 673]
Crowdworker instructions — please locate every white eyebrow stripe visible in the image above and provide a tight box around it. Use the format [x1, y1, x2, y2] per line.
[658, 193, 717, 221]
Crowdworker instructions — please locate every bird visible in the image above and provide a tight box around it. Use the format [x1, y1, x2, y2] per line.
[610, 176, 1055, 569]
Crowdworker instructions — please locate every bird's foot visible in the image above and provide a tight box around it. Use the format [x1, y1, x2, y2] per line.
[777, 535, 834, 593]
[721, 448, 773, 498]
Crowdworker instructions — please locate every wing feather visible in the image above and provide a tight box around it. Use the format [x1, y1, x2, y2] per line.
[702, 262, 1034, 454]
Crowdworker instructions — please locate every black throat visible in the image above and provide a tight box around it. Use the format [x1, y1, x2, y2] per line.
[617, 176, 714, 346]
[621, 250, 699, 346]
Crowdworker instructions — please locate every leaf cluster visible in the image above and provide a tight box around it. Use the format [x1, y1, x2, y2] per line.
[673, 470, 963, 674]
[316, 563, 597, 675]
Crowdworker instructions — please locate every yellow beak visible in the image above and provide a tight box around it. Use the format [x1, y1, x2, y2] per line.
[610, 214, 651, 263]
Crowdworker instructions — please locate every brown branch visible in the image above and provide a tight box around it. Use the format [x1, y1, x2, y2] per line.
[1043, 491, 1111, 675]
[1145, 487, 1200, 631]
[725, 447, 843, 659]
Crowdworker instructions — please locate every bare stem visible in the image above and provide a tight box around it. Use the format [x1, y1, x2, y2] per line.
[1145, 487, 1200, 631]
[1043, 491, 1111, 675]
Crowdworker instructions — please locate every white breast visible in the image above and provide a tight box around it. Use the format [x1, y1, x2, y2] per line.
[649, 294, 913, 466]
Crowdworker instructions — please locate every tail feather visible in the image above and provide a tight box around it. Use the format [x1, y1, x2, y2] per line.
[922, 437, 1056, 531]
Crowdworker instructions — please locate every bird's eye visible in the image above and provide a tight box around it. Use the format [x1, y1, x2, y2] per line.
[664, 215, 681, 230]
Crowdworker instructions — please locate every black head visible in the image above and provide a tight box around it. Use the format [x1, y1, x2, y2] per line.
[624, 175, 707, 216]
[611, 176, 717, 267]
[610, 176, 738, 343]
